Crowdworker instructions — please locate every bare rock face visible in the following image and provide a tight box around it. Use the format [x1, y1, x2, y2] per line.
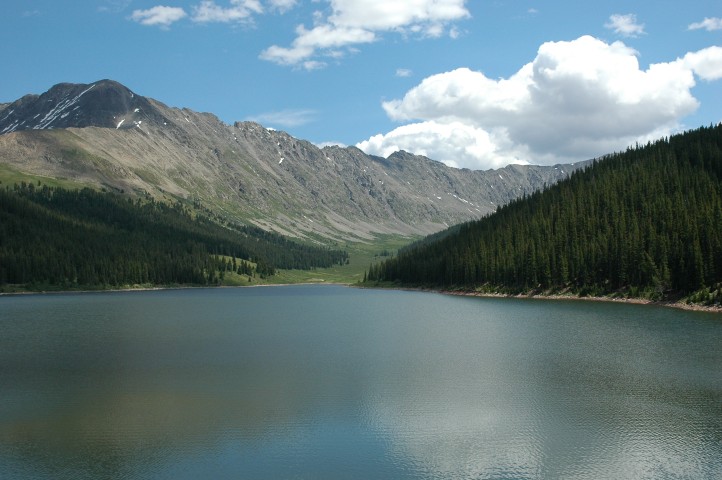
[0, 80, 173, 133]
[0, 80, 587, 241]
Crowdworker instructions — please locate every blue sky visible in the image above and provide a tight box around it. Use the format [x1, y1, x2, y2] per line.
[2, 0, 721, 169]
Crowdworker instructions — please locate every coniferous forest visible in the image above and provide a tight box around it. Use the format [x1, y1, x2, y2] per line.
[0, 184, 348, 290]
[366, 124, 722, 305]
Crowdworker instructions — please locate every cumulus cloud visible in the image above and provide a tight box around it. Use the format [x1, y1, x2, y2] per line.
[326, 0, 469, 32]
[688, 17, 722, 31]
[680, 46, 722, 81]
[260, 0, 470, 69]
[605, 13, 645, 37]
[130, 5, 187, 27]
[358, 35, 722, 170]
[358, 121, 527, 170]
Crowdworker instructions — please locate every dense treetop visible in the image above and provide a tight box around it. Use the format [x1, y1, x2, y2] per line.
[0, 184, 347, 289]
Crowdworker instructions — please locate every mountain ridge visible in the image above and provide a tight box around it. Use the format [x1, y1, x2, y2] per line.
[0, 80, 587, 242]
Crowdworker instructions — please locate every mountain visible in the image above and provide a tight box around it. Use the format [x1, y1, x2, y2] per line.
[366, 124, 722, 304]
[0, 80, 169, 132]
[0, 80, 585, 242]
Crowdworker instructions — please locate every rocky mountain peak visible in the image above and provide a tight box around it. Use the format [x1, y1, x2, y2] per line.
[0, 79, 170, 134]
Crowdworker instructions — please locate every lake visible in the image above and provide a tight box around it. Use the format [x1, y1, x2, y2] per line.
[0, 285, 720, 479]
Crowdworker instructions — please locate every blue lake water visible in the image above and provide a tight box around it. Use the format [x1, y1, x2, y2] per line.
[0, 285, 720, 479]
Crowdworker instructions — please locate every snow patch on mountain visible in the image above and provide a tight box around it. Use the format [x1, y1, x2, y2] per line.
[34, 83, 95, 130]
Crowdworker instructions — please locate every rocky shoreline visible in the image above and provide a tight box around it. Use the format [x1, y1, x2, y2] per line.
[439, 289, 722, 313]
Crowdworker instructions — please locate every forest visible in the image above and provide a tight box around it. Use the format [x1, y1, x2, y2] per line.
[366, 124, 722, 305]
[0, 184, 347, 290]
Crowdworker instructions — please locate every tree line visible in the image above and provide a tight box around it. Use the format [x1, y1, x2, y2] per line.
[366, 124, 722, 304]
[0, 184, 348, 289]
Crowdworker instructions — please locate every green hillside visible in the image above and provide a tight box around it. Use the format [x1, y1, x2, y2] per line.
[366, 124, 722, 305]
[0, 184, 347, 291]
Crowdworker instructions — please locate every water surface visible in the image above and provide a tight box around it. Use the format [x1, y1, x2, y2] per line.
[0, 286, 720, 479]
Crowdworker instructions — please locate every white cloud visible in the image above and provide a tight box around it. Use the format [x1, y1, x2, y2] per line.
[131, 0, 293, 28]
[605, 13, 645, 37]
[130, 6, 188, 28]
[680, 46, 722, 81]
[268, 0, 297, 13]
[246, 109, 317, 128]
[358, 36, 720, 170]
[688, 17, 722, 31]
[396, 68, 413, 78]
[191, 0, 262, 23]
[261, 0, 470, 68]
[315, 140, 348, 148]
[260, 24, 376, 67]
[358, 121, 527, 170]
[327, 0, 469, 32]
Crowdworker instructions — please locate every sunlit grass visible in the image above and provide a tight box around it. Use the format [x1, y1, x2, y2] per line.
[0, 163, 88, 191]
[218, 234, 416, 286]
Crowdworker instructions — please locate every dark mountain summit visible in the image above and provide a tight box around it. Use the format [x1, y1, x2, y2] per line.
[0, 80, 170, 134]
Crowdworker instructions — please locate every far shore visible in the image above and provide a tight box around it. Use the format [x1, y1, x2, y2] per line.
[2, 282, 721, 314]
[0, 281, 349, 297]
[357, 284, 722, 314]
[436, 289, 722, 314]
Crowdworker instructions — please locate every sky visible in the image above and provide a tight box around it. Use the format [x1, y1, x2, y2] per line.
[2, 0, 721, 170]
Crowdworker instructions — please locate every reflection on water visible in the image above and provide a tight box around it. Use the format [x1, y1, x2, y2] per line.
[0, 286, 720, 479]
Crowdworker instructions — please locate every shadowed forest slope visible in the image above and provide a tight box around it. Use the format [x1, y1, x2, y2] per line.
[367, 124, 722, 304]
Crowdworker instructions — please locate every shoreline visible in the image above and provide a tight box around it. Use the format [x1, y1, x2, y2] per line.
[2, 282, 720, 314]
[0, 281, 349, 297]
[358, 284, 722, 314]
[436, 289, 722, 314]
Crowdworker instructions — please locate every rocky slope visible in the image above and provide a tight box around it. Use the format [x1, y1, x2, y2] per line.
[0, 80, 586, 241]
